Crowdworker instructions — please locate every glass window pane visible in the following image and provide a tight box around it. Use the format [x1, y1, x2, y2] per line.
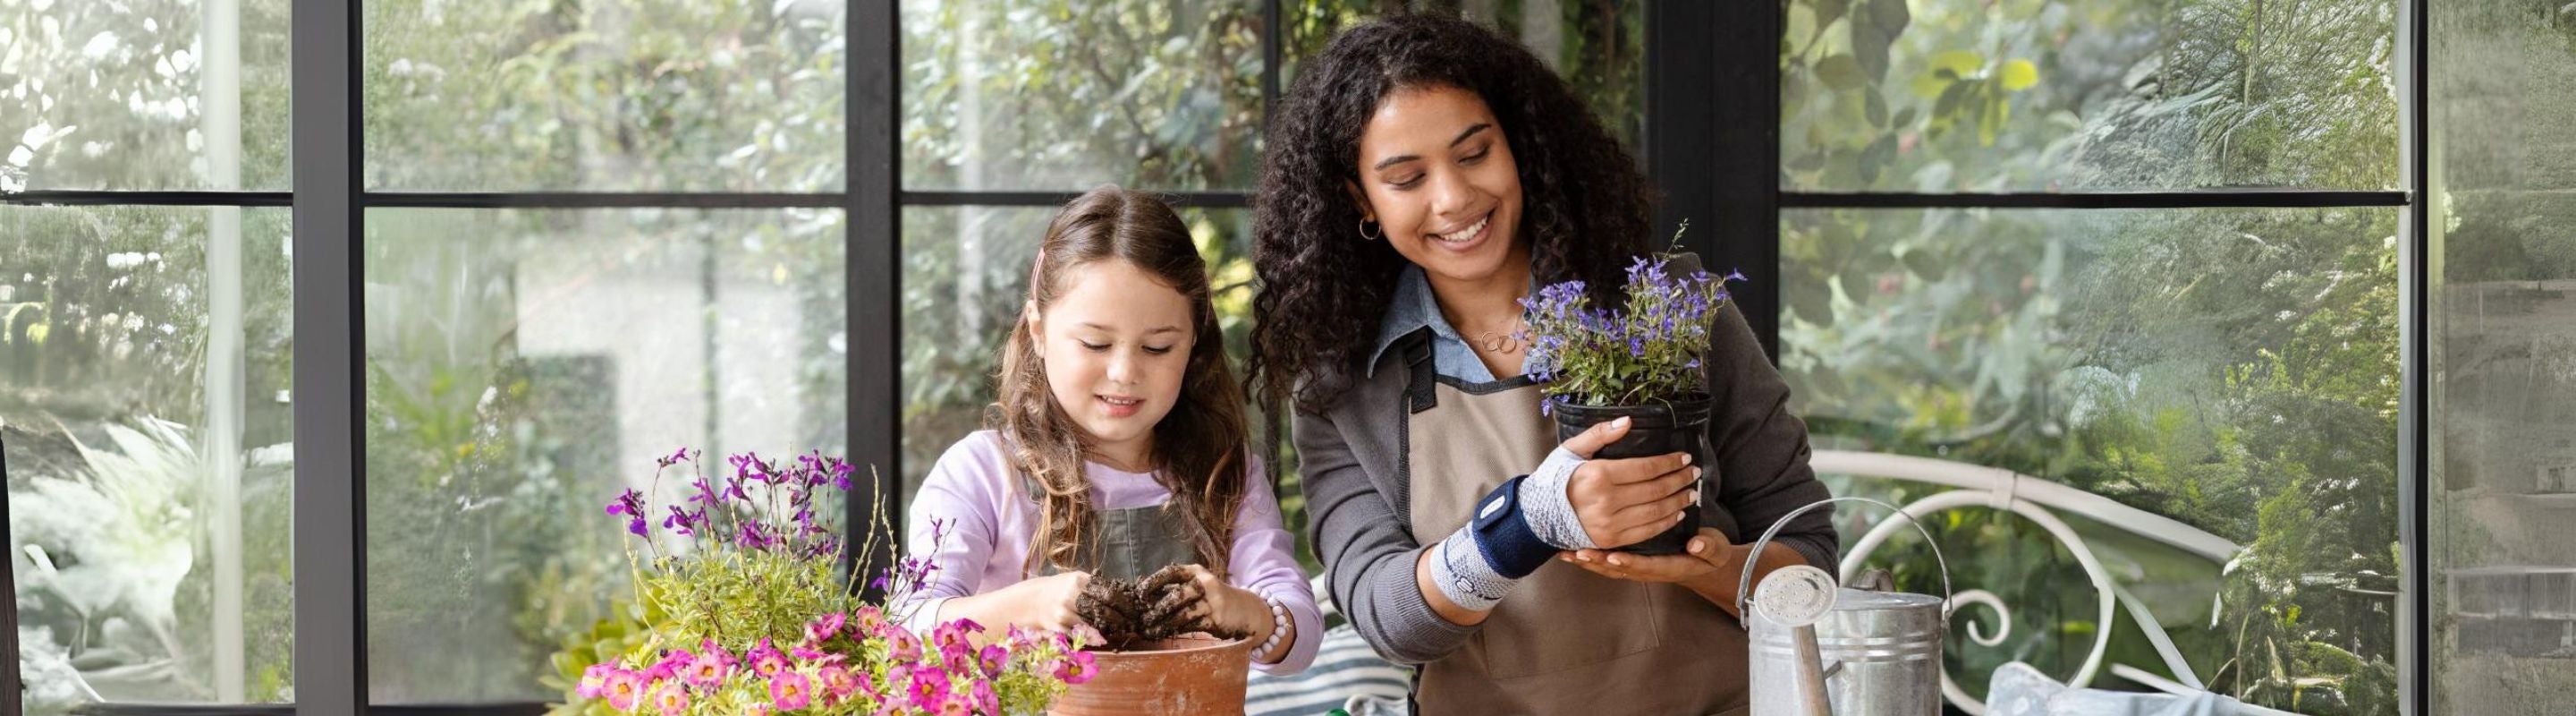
[1780, 0, 2400, 192]
[2430, 0, 2576, 709]
[2, 0, 292, 191]
[361, 208, 846, 702]
[4, 205, 295, 712]
[1286, 1, 1646, 149]
[898, 205, 1254, 494]
[1781, 207, 2401, 712]
[901, 1, 1266, 192]
[361, 0, 846, 192]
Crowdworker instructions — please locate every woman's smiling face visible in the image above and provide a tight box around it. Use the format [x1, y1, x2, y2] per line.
[1350, 84, 1526, 286]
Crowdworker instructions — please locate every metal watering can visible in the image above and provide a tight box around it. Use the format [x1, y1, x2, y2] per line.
[1734, 497, 1956, 716]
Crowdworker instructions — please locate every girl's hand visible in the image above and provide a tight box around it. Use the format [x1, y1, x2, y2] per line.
[1559, 417, 1701, 549]
[1140, 564, 1271, 642]
[998, 569, 1097, 636]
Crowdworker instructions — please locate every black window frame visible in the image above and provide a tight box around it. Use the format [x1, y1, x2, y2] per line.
[0, 0, 2436, 713]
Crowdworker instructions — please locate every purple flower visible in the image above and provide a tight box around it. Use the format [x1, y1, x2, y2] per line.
[605, 488, 643, 516]
[737, 521, 775, 550]
[662, 505, 705, 536]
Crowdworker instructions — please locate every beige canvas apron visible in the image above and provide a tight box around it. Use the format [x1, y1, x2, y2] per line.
[1404, 378, 1750, 716]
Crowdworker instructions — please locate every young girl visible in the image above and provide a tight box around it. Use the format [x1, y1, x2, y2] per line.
[901, 186, 1318, 676]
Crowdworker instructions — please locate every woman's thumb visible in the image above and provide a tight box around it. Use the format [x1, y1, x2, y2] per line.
[1561, 416, 1631, 458]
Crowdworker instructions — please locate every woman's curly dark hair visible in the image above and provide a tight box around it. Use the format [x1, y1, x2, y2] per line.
[1246, 12, 1657, 417]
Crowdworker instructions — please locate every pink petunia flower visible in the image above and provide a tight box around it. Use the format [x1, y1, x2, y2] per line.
[769, 670, 815, 711]
[682, 648, 731, 687]
[968, 678, 1001, 713]
[651, 681, 691, 716]
[818, 663, 861, 701]
[602, 669, 646, 710]
[853, 606, 888, 636]
[577, 663, 614, 698]
[887, 630, 923, 662]
[748, 637, 791, 678]
[807, 612, 847, 644]
[909, 667, 950, 706]
[1055, 650, 1097, 686]
[978, 644, 1008, 677]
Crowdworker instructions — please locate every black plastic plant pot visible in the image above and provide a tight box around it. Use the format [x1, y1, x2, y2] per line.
[1549, 394, 1713, 555]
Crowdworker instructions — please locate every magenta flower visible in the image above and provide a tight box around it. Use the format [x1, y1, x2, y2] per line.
[768, 670, 814, 711]
[601, 668, 646, 710]
[818, 663, 861, 701]
[682, 648, 731, 687]
[888, 630, 922, 662]
[807, 612, 846, 644]
[969, 678, 1002, 713]
[577, 663, 614, 698]
[1055, 650, 1098, 685]
[650, 647, 692, 682]
[909, 667, 951, 706]
[747, 637, 790, 678]
[650, 681, 690, 716]
[978, 644, 1008, 677]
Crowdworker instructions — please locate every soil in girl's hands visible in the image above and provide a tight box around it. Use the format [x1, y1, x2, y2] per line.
[1075, 565, 1250, 650]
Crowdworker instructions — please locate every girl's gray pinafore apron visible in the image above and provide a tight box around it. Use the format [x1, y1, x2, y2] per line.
[1401, 353, 1750, 715]
[1022, 475, 1200, 581]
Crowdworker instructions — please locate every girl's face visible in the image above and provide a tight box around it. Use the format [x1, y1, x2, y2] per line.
[1028, 258, 1195, 466]
[1350, 84, 1526, 286]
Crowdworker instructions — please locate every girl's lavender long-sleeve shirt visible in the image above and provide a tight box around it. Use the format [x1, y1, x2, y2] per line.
[898, 430, 1321, 675]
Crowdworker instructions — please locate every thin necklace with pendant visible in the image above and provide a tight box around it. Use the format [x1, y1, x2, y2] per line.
[1476, 318, 1529, 354]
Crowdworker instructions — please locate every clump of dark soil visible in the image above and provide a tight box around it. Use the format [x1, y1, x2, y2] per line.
[1075, 566, 1250, 650]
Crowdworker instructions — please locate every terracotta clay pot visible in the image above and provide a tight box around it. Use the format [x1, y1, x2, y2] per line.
[1047, 634, 1254, 715]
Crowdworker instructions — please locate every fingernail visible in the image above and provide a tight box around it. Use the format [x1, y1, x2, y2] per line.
[1575, 553, 1590, 562]
[1609, 556, 1626, 567]
[1688, 489, 1700, 504]
[1615, 416, 1631, 428]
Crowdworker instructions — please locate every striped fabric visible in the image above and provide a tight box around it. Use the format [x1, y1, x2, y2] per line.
[1245, 574, 1411, 715]
[1246, 622, 1411, 716]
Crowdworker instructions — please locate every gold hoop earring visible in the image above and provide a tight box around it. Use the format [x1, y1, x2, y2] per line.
[1359, 218, 1382, 241]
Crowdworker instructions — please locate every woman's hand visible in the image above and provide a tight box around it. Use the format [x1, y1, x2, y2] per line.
[1140, 564, 1275, 643]
[1557, 527, 1733, 584]
[1558, 417, 1701, 550]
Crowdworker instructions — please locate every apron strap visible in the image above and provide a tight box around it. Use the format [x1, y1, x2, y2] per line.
[1401, 329, 1439, 414]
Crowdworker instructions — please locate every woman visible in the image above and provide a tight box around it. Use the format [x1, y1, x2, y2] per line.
[1245, 13, 1839, 714]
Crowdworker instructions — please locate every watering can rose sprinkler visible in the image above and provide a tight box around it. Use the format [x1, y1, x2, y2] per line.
[1738, 497, 1959, 716]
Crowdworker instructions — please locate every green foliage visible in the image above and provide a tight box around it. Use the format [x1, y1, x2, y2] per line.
[1783, 0, 2405, 712]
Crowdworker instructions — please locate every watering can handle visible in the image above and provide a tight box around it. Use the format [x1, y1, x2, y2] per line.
[1733, 496, 1956, 620]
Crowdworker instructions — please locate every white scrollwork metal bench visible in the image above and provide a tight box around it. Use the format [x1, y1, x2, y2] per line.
[1814, 449, 2301, 716]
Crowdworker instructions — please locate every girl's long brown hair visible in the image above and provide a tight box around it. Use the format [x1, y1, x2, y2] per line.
[993, 185, 1250, 577]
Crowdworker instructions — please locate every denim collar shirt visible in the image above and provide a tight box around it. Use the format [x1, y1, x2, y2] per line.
[1365, 264, 1528, 384]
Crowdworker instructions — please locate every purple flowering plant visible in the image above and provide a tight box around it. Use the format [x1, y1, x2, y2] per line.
[561, 448, 1089, 715]
[1520, 230, 1743, 411]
